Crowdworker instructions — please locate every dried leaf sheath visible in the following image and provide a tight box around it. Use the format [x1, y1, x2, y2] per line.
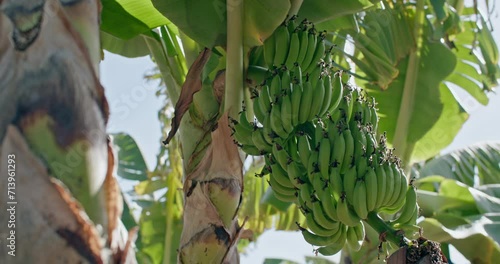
[179, 113, 243, 264]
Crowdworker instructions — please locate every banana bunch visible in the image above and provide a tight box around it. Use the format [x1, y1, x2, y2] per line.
[231, 15, 419, 256]
[263, 16, 327, 73]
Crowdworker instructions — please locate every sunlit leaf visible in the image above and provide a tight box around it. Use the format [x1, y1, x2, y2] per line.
[111, 133, 148, 181]
[419, 142, 500, 186]
[134, 178, 167, 195]
[297, 0, 373, 23]
[419, 218, 500, 263]
[101, 0, 171, 39]
[366, 41, 456, 159]
[411, 83, 468, 161]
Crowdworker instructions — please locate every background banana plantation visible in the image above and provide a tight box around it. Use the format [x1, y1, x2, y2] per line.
[1, 0, 500, 263]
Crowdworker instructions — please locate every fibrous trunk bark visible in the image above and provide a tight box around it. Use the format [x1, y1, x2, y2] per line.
[0, 0, 135, 262]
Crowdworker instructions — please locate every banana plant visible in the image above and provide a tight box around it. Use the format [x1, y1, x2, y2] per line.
[44, 0, 498, 263]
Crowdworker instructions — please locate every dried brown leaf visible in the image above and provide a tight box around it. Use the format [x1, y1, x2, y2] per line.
[163, 48, 212, 145]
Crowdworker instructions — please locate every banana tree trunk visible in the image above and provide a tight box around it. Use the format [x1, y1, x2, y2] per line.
[0, 0, 134, 262]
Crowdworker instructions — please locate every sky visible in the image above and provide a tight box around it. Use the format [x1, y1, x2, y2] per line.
[100, 3, 500, 263]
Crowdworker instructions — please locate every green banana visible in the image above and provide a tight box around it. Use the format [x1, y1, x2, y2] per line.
[319, 74, 332, 117]
[346, 225, 362, 251]
[328, 72, 344, 113]
[231, 119, 254, 146]
[374, 164, 387, 209]
[286, 15, 298, 33]
[307, 150, 319, 183]
[273, 24, 290, 66]
[253, 90, 266, 123]
[352, 179, 368, 219]
[262, 114, 276, 144]
[270, 162, 295, 189]
[289, 80, 301, 127]
[258, 84, 272, 116]
[318, 136, 331, 180]
[268, 167, 296, 194]
[285, 30, 300, 69]
[304, 35, 326, 73]
[252, 127, 272, 153]
[311, 201, 340, 230]
[349, 98, 364, 127]
[270, 105, 289, 139]
[299, 182, 315, 208]
[287, 161, 305, 188]
[362, 99, 373, 127]
[270, 73, 282, 100]
[365, 130, 377, 156]
[329, 166, 343, 200]
[385, 162, 403, 209]
[356, 154, 368, 177]
[271, 187, 297, 203]
[293, 62, 303, 85]
[331, 126, 347, 172]
[341, 128, 354, 174]
[364, 167, 378, 212]
[298, 223, 343, 247]
[337, 195, 361, 227]
[381, 162, 395, 207]
[308, 64, 322, 86]
[392, 185, 417, 225]
[240, 144, 262, 156]
[301, 29, 317, 72]
[297, 133, 312, 168]
[287, 137, 301, 164]
[280, 91, 294, 134]
[272, 143, 290, 170]
[263, 32, 276, 68]
[308, 75, 325, 120]
[281, 68, 291, 89]
[296, 23, 310, 66]
[313, 122, 324, 149]
[351, 122, 367, 162]
[343, 165, 358, 205]
[315, 226, 347, 256]
[318, 185, 339, 221]
[299, 80, 314, 124]
[385, 170, 409, 213]
[304, 212, 339, 237]
[370, 100, 379, 133]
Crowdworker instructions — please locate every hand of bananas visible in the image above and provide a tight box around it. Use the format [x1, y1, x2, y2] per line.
[230, 16, 419, 256]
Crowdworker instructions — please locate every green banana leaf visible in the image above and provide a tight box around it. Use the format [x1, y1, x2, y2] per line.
[365, 40, 456, 162]
[418, 142, 500, 186]
[444, 9, 499, 105]
[112, 132, 184, 264]
[101, 31, 151, 58]
[419, 217, 500, 264]
[111, 133, 149, 181]
[152, 0, 289, 47]
[297, 0, 373, 24]
[101, 0, 172, 39]
[414, 174, 500, 263]
[411, 83, 468, 161]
